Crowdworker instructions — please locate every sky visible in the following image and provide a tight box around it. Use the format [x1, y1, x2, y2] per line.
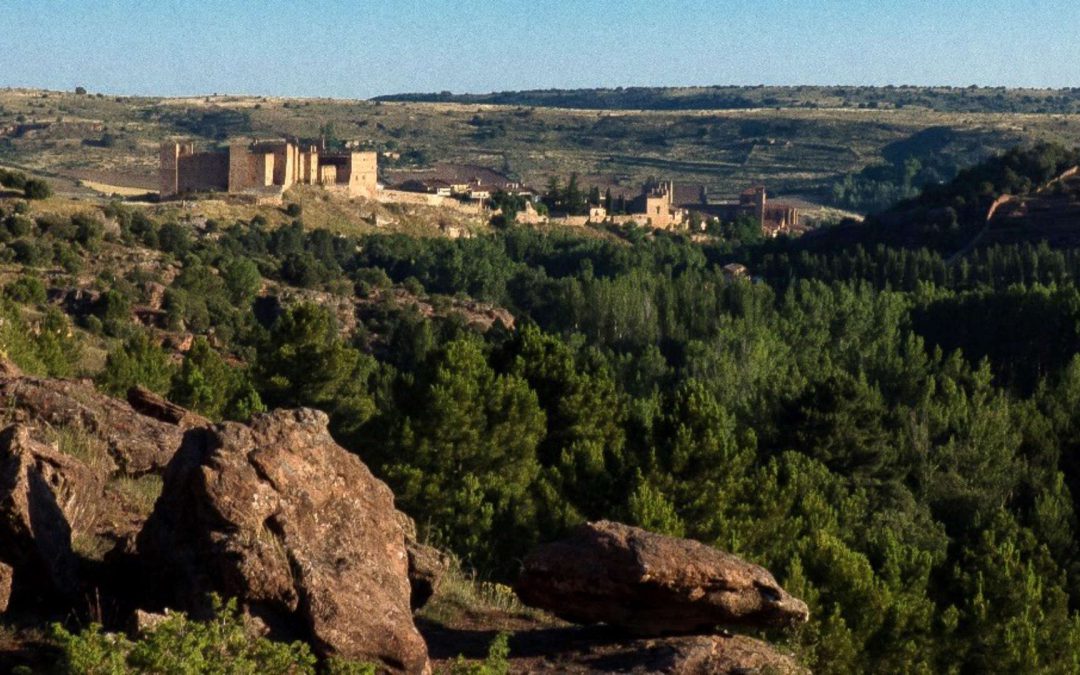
[2, 0, 1078, 98]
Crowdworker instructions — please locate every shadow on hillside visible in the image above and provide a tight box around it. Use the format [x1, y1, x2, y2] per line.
[417, 617, 627, 660]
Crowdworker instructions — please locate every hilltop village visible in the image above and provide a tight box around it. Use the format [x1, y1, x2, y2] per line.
[160, 137, 806, 238]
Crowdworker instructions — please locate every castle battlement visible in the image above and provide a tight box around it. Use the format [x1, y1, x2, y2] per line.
[159, 139, 377, 201]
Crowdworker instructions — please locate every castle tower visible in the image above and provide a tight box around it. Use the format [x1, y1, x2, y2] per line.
[159, 142, 181, 197]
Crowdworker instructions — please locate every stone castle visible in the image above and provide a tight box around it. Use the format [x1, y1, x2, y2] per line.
[159, 139, 377, 200]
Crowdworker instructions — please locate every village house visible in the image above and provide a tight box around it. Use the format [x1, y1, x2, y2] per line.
[386, 163, 536, 205]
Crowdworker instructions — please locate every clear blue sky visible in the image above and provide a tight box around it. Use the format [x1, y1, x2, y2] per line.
[3, 0, 1078, 98]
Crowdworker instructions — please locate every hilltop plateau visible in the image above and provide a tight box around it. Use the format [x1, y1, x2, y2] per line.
[4, 86, 1080, 213]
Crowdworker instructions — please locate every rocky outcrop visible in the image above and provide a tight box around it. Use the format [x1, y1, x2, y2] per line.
[126, 386, 209, 429]
[397, 512, 450, 610]
[600, 634, 807, 675]
[0, 373, 189, 475]
[136, 408, 429, 673]
[0, 425, 80, 606]
[515, 521, 809, 636]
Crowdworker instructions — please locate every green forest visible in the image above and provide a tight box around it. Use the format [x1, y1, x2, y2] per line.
[6, 145, 1080, 672]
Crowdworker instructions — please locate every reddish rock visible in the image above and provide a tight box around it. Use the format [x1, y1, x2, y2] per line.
[515, 521, 809, 636]
[397, 512, 451, 611]
[0, 371, 191, 475]
[0, 425, 80, 603]
[127, 386, 209, 428]
[136, 408, 429, 673]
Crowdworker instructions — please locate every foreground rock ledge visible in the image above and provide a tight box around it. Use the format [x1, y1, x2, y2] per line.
[515, 520, 809, 636]
[589, 633, 808, 675]
[136, 408, 429, 674]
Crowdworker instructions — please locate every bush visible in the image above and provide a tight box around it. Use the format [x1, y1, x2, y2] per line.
[4, 213, 33, 237]
[97, 331, 175, 396]
[73, 213, 105, 249]
[51, 595, 318, 674]
[23, 178, 52, 200]
[0, 169, 27, 190]
[157, 222, 191, 256]
[4, 276, 47, 304]
[9, 238, 45, 266]
[285, 202, 303, 217]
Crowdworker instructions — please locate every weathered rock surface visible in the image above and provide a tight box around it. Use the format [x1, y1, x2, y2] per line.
[397, 512, 451, 610]
[0, 371, 191, 475]
[423, 624, 807, 675]
[136, 408, 429, 673]
[0, 425, 80, 605]
[0, 561, 13, 612]
[126, 386, 209, 429]
[515, 521, 809, 636]
[129, 608, 170, 636]
[594, 634, 807, 675]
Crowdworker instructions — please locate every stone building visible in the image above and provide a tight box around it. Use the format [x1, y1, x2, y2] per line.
[642, 180, 684, 229]
[159, 139, 378, 200]
[659, 184, 799, 237]
[736, 186, 799, 237]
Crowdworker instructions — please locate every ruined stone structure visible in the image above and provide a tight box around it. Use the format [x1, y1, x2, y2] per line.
[160, 139, 378, 200]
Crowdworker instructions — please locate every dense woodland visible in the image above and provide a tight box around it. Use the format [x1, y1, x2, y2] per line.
[7, 146, 1080, 671]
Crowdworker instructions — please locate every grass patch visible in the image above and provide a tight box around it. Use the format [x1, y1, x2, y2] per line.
[71, 531, 113, 561]
[44, 424, 110, 472]
[419, 558, 551, 628]
[108, 474, 162, 519]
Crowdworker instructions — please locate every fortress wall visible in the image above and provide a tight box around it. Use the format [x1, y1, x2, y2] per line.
[176, 152, 229, 193]
[378, 189, 446, 206]
[377, 190, 484, 214]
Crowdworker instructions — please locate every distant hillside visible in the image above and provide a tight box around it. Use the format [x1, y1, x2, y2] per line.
[793, 143, 1080, 254]
[4, 88, 1080, 211]
[374, 85, 1080, 114]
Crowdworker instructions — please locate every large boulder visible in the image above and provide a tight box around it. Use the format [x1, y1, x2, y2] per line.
[515, 521, 809, 636]
[0, 425, 81, 606]
[136, 408, 429, 673]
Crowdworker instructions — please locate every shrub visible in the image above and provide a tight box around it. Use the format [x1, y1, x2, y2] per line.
[157, 222, 191, 256]
[285, 202, 303, 218]
[0, 169, 27, 190]
[36, 212, 75, 238]
[9, 238, 45, 266]
[97, 331, 175, 396]
[51, 595, 318, 674]
[23, 178, 52, 200]
[5, 213, 33, 237]
[4, 275, 47, 304]
[73, 213, 105, 249]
